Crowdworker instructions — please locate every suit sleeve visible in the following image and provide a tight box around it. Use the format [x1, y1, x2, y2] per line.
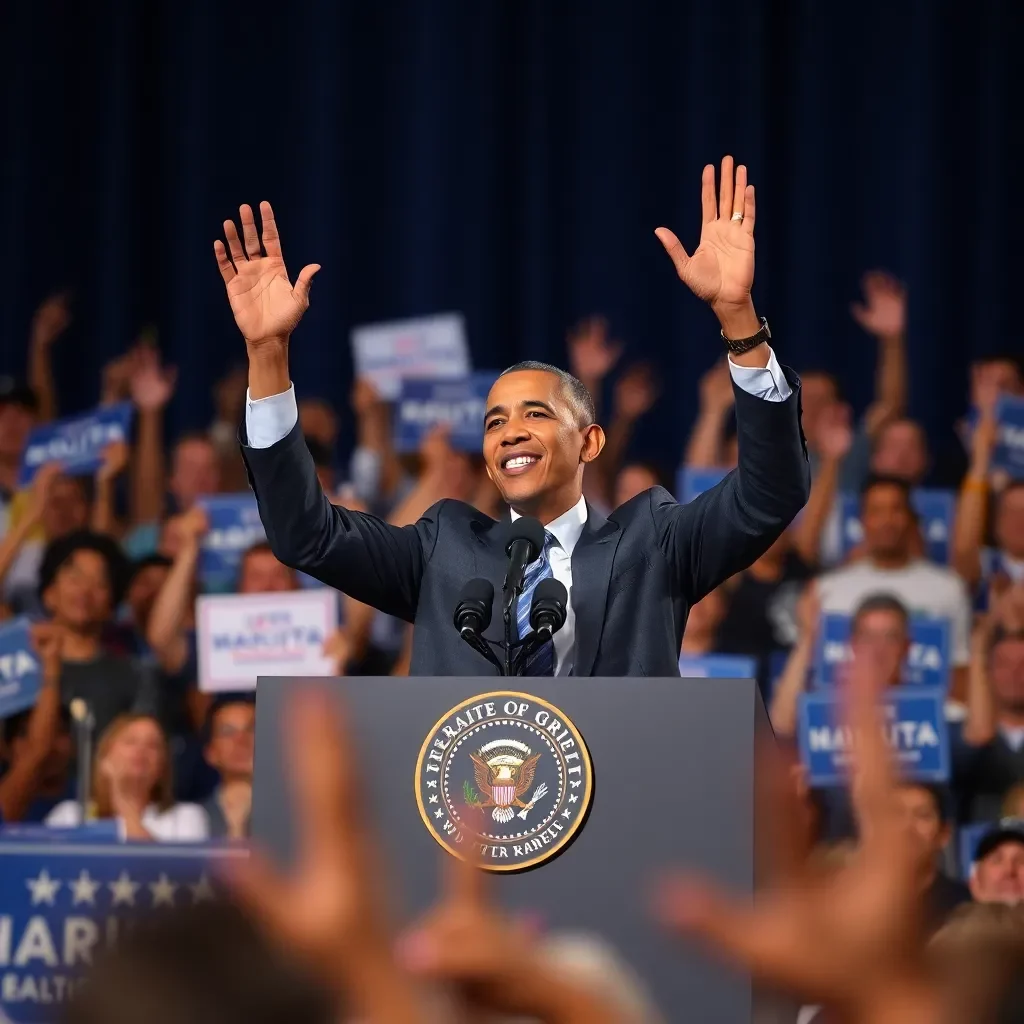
[654, 364, 810, 603]
[240, 421, 437, 622]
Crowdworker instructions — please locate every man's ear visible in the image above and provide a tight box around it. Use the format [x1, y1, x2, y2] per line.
[580, 424, 606, 464]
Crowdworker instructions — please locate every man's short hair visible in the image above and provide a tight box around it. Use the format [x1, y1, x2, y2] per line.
[304, 435, 333, 469]
[38, 530, 131, 606]
[896, 781, 951, 823]
[859, 473, 914, 510]
[203, 694, 256, 743]
[499, 361, 596, 428]
[851, 592, 911, 633]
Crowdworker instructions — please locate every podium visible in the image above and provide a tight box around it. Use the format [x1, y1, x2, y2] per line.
[252, 676, 783, 1022]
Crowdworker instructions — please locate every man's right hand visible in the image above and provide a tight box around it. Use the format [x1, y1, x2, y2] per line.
[214, 202, 321, 352]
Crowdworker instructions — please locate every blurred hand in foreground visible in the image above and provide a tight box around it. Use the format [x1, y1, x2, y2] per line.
[654, 652, 939, 1022]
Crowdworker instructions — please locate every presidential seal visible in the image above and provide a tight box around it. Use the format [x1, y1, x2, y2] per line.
[415, 691, 593, 872]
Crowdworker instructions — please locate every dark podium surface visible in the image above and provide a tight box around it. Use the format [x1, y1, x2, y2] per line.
[252, 676, 778, 1023]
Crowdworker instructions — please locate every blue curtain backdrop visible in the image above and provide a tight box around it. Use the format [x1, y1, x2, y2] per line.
[1, 0, 1019, 469]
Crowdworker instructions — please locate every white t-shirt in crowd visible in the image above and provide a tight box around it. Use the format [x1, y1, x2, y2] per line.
[815, 558, 972, 666]
[45, 801, 209, 842]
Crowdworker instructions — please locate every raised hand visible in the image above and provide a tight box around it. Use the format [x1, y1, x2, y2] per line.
[30, 621, 64, 682]
[31, 294, 72, 350]
[851, 271, 906, 342]
[25, 463, 62, 526]
[614, 363, 659, 421]
[567, 317, 622, 387]
[214, 202, 320, 348]
[817, 402, 854, 461]
[655, 651, 926, 1014]
[129, 345, 177, 412]
[698, 359, 735, 413]
[656, 156, 757, 336]
[96, 441, 129, 483]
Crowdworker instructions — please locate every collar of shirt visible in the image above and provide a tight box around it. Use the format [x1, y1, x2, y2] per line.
[998, 551, 1024, 584]
[509, 494, 588, 557]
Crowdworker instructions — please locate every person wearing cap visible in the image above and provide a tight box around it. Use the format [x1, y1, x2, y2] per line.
[39, 529, 160, 739]
[969, 820, 1024, 905]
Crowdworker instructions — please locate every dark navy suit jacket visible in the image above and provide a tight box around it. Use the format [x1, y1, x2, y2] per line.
[240, 368, 810, 676]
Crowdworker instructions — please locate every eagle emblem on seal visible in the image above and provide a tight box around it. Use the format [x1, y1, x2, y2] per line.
[469, 739, 549, 824]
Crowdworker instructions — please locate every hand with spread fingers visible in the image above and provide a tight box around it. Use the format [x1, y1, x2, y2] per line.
[654, 652, 939, 1021]
[214, 202, 321, 349]
[399, 849, 625, 1024]
[655, 156, 760, 342]
[224, 690, 423, 1022]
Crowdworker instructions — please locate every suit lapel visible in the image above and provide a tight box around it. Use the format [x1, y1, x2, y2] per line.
[570, 503, 621, 677]
[471, 513, 510, 648]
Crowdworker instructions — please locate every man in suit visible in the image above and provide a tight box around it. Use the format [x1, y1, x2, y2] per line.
[213, 157, 809, 676]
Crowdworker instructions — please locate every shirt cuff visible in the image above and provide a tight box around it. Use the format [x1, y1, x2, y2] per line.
[727, 346, 793, 403]
[245, 385, 298, 449]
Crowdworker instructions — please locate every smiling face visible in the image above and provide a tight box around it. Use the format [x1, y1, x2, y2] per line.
[483, 369, 604, 522]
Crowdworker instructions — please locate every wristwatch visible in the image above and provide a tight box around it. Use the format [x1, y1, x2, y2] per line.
[721, 317, 770, 355]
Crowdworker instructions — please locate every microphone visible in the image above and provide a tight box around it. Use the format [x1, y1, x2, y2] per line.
[502, 517, 545, 675]
[504, 517, 545, 597]
[453, 579, 503, 675]
[529, 577, 568, 639]
[454, 578, 494, 636]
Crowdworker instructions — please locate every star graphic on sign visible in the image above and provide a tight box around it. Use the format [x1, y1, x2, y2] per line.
[189, 873, 215, 904]
[428, 795, 438, 804]
[69, 870, 101, 906]
[426, 780, 437, 788]
[109, 870, 139, 907]
[433, 808, 444, 819]
[561, 809, 572, 820]
[148, 873, 177, 908]
[26, 869, 61, 906]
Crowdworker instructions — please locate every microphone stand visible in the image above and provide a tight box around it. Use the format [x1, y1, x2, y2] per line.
[70, 700, 94, 823]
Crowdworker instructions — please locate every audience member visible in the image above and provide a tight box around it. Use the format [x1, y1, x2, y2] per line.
[39, 530, 160, 737]
[967, 822, 1024, 905]
[958, 614, 1024, 822]
[816, 475, 972, 696]
[46, 713, 208, 840]
[892, 782, 971, 932]
[202, 698, 255, 840]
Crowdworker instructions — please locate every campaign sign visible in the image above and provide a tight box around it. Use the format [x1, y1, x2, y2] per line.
[0, 619, 42, 719]
[992, 394, 1024, 478]
[676, 467, 730, 504]
[678, 654, 756, 678]
[196, 590, 338, 692]
[350, 312, 470, 401]
[195, 494, 267, 593]
[18, 403, 134, 486]
[838, 489, 956, 564]
[813, 613, 951, 690]
[394, 373, 498, 453]
[0, 841, 241, 1022]
[798, 686, 949, 787]
[0, 823, 120, 844]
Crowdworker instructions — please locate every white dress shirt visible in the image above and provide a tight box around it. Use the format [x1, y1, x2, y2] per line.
[244, 349, 793, 674]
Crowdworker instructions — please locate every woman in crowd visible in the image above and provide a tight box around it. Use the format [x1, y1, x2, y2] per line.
[46, 713, 208, 841]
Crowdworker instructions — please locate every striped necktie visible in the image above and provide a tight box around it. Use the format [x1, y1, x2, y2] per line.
[516, 532, 555, 676]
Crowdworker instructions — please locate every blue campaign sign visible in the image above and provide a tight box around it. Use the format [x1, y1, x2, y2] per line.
[814, 613, 951, 690]
[676, 467, 730, 504]
[798, 686, 949, 787]
[0, 841, 242, 1021]
[196, 494, 267, 593]
[993, 394, 1024, 478]
[0, 823, 120, 844]
[0, 619, 42, 719]
[18, 403, 134, 486]
[838, 489, 955, 563]
[678, 654, 756, 678]
[394, 373, 498, 453]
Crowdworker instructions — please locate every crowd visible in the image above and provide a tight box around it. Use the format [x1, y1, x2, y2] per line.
[0, 265, 1023, 1021]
